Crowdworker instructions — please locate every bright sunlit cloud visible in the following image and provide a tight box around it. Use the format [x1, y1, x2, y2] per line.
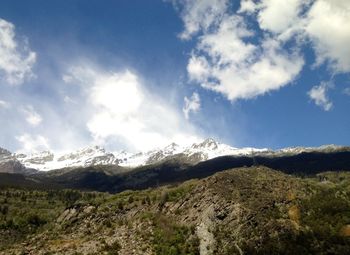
[63, 65, 201, 151]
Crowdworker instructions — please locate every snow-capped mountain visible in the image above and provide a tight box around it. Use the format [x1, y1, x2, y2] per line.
[9, 138, 268, 171]
[1, 139, 348, 172]
[278, 144, 346, 154]
[183, 138, 270, 160]
[15, 146, 119, 171]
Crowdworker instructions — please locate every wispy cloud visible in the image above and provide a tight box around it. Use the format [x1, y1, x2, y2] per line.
[183, 92, 200, 120]
[0, 99, 10, 109]
[15, 133, 50, 153]
[0, 18, 36, 85]
[171, 0, 229, 40]
[21, 105, 43, 126]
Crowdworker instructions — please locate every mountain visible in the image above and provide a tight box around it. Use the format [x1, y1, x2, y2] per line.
[7, 138, 348, 173]
[1, 141, 350, 254]
[0, 147, 32, 175]
[2, 139, 270, 172]
[1, 146, 349, 194]
[14, 146, 118, 171]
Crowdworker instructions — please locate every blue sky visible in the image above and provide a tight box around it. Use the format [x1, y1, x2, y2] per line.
[0, 0, 349, 153]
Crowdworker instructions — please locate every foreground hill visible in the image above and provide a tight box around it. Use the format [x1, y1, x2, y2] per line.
[1, 166, 350, 254]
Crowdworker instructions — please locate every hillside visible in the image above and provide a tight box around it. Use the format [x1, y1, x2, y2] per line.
[1, 166, 350, 254]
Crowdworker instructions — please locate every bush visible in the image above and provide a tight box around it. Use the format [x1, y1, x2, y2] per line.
[27, 214, 47, 227]
[0, 205, 8, 215]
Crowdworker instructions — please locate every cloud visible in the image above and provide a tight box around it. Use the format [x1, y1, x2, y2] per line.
[0, 18, 36, 85]
[15, 133, 50, 153]
[253, 0, 306, 34]
[305, 0, 350, 73]
[64, 65, 201, 151]
[240, 0, 350, 73]
[238, 0, 257, 14]
[170, 0, 229, 40]
[186, 14, 304, 101]
[21, 105, 42, 126]
[0, 99, 10, 109]
[183, 92, 200, 120]
[172, 0, 350, 104]
[308, 82, 333, 111]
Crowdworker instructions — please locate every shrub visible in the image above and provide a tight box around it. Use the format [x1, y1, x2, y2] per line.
[27, 214, 47, 227]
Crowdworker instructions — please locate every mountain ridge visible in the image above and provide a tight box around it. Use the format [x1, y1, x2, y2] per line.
[1, 139, 349, 173]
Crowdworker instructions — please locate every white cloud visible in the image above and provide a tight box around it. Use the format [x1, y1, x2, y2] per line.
[21, 105, 42, 126]
[187, 15, 304, 101]
[308, 82, 333, 111]
[183, 92, 200, 120]
[305, 0, 350, 73]
[238, 0, 257, 14]
[16, 133, 50, 153]
[171, 0, 229, 40]
[240, 0, 350, 73]
[0, 18, 36, 85]
[0, 99, 10, 109]
[256, 0, 306, 34]
[64, 66, 201, 151]
[173, 0, 350, 103]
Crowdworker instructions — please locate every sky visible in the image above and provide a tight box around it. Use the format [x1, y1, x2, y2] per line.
[0, 0, 349, 153]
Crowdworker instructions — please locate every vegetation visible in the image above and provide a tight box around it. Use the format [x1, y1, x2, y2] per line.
[0, 167, 350, 254]
[0, 188, 106, 250]
[152, 215, 199, 255]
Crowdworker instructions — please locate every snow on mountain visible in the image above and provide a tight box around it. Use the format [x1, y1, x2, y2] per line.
[183, 138, 270, 160]
[118, 138, 270, 167]
[12, 138, 264, 171]
[15, 146, 118, 171]
[278, 144, 346, 154]
[3, 140, 348, 172]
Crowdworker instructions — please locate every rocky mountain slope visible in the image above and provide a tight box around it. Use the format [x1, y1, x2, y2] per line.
[0, 148, 31, 175]
[1, 166, 350, 254]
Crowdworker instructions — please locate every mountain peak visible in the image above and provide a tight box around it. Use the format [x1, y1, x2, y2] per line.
[192, 138, 218, 150]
